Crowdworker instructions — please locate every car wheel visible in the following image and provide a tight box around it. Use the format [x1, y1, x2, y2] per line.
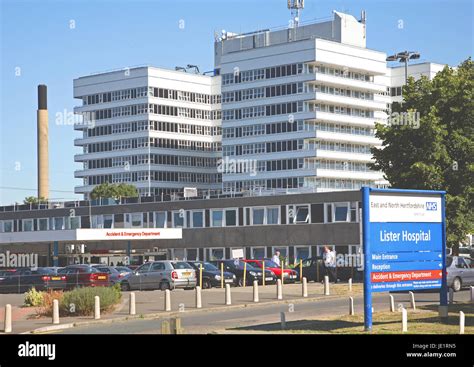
[120, 281, 131, 291]
[160, 281, 171, 291]
[202, 279, 212, 289]
[452, 277, 462, 292]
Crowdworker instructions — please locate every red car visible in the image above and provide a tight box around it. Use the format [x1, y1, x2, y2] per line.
[243, 259, 299, 283]
[58, 265, 110, 289]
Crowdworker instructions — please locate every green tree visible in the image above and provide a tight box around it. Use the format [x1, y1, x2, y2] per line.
[23, 196, 47, 204]
[89, 182, 138, 200]
[370, 58, 474, 253]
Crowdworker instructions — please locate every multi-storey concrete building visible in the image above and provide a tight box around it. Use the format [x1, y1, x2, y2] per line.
[73, 67, 222, 199]
[215, 12, 389, 193]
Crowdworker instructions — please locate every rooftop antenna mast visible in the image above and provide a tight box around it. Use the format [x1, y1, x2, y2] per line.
[287, 0, 304, 27]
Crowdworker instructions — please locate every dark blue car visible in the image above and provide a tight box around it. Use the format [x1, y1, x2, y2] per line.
[187, 261, 236, 289]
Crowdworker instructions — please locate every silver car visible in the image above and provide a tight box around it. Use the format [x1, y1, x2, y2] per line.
[121, 261, 197, 291]
[447, 256, 474, 292]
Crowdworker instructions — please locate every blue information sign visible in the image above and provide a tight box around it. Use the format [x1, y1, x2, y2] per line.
[362, 188, 448, 331]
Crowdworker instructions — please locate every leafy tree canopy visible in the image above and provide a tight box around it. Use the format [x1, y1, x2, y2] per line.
[89, 183, 138, 200]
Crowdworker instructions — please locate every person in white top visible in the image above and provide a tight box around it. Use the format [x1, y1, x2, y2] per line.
[272, 251, 281, 267]
[322, 246, 337, 283]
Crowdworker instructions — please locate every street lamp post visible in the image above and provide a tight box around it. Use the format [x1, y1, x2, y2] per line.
[386, 51, 421, 84]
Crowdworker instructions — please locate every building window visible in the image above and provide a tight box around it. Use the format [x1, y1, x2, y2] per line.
[211, 210, 223, 227]
[154, 211, 167, 228]
[287, 204, 310, 224]
[225, 209, 237, 226]
[172, 211, 185, 228]
[295, 246, 311, 262]
[68, 216, 81, 230]
[324, 202, 357, 223]
[125, 213, 143, 228]
[37, 218, 49, 231]
[272, 246, 289, 265]
[186, 248, 199, 261]
[252, 208, 265, 225]
[1, 220, 13, 232]
[208, 248, 225, 261]
[251, 247, 266, 259]
[267, 207, 280, 224]
[22, 219, 34, 232]
[191, 210, 204, 228]
[52, 217, 65, 230]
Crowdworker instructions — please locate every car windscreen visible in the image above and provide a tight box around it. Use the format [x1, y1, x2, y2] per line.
[202, 262, 219, 271]
[228, 260, 257, 270]
[34, 268, 56, 275]
[261, 260, 279, 267]
[115, 267, 132, 272]
[171, 262, 193, 269]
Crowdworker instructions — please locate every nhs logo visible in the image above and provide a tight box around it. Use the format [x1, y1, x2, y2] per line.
[426, 202, 438, 211]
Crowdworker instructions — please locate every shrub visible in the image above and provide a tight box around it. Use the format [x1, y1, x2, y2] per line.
[39, 290, 64, 317]
[59, 286, 122, 316]
[24, 287, 44, 307]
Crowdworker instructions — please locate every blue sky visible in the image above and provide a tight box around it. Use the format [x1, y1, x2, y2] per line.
[0, 0, 472, 205]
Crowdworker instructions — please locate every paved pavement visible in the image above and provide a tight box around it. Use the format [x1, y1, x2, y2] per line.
[51, 290, 471, 334]
[0, 283, 470, 334]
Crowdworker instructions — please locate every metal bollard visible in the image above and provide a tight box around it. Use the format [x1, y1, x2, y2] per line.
[129, 292, 136, 315]
[324, 276, 330, 296]
[171, 317, 183, 334]
[4, 304, 12, 333]
[409, 291, 416, 310]
[349, 297, 354, 316]
[161, 319, 171, 334]
[276, 279, 283, 300]
[280, 312, 286, 330]
[164, 289, 171, 311]
[52, 299, 59, 324]
[302, 277, 308, 298]
[253, 280, 259, 303]
[389, 295, 395, 312]
[94, 296, 100, 320]
[196, 286, 202, 309]
[459, 311, 465, 334]
[225, 284, 232, 305]
[348, 278, 352, 292]
[402, 308, 408, 332]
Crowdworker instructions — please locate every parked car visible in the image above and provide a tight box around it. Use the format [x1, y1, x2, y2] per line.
[91, 265, 128, 285]
[447, 256, 474, 292]
[244, 259, 299, 283]
[57, 265, 110, 289]
[209, 259, 276, 286]
[458, 247, 474, 258]
[0, 268, 33, 293]
[121, 261, 197, 291]
[27, 267, 67, 291]
[187, 261, 236, 288]
[114, 266, 133, 278]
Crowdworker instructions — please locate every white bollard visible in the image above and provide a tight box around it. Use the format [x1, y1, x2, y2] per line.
[280, 312, 286, 330]
[459, 311, 465, 334]
[4, 304, 12, 333]
[389, 295, 395, 312]
[94, 296, 100, 320]
[225, 284, 232, 305]
[409, 291, 416, 310]
[253, 280, 259, 303]
[195, 286, 202, 309]
[52, 299, 59, 324]
[348, 278, 353, 292]
[449, 288, 454, 304]
[129, 292, 136, 315]
[470, 286, 474, 303]
[349, 297, 354, 316]
[402, 308, 408, 332]
[302, 277, 308, 298]
[276, 279, 283, 300]
[164, 289, 171, 311]
[324, 276, 330, 296]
